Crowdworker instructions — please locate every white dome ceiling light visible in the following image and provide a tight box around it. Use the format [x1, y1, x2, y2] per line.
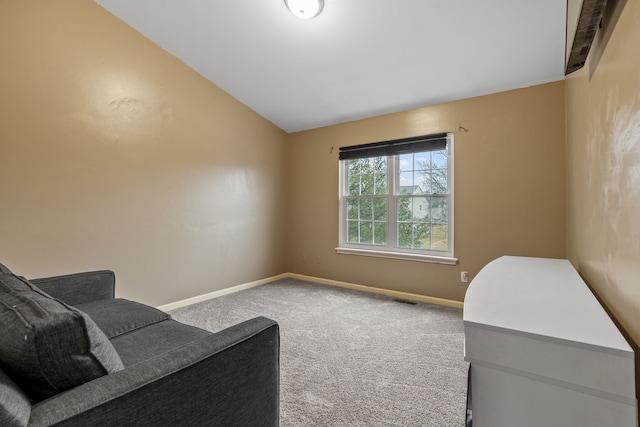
[284, 0, 324, 20]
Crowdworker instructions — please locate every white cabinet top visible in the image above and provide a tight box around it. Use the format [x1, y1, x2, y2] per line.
[463, 256, 632, 355]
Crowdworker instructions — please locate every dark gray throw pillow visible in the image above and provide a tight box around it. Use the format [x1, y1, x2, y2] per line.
[0, 274, 124, 401]
[0, 262, 12, 275]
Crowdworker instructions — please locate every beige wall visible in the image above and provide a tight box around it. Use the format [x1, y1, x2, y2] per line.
[566, 0, 640, 346]
[289, 82, 566, 302]
[0, 0, 574, 309]
[0, 0, 289, 306]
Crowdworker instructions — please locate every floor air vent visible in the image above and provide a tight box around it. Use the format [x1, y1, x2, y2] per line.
[394, 298, 418, 305]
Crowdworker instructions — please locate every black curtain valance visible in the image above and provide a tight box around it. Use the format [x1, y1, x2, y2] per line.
[339, 132, 449, 161]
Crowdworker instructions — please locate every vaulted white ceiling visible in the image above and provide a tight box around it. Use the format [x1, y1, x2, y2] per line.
[95, 0, 567, 133]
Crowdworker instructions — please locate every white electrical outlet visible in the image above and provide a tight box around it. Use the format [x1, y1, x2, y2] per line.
[461, 271, 469, 283]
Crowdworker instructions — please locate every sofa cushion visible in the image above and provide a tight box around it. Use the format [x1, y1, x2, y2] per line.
[111, 319, 211, 367]
[0, 368, 30, 427]
[0, 274, 124, 401]
[75, 299, 171, 339]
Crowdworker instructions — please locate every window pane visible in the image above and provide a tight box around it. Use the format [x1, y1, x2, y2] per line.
[360, 221, 373, 244]
[399, 153, 413, 171]
[359, 198, 373, 220]
[373, 198, 386, 220]
[414, 172, 429, 194]
[347, 157, 388, 196]
[347, 220, 359, 243]
[360, 173, 375, 195]
[362, 158, 374, 174]
[373, 156, 387, 173]
[411, 197, 430, 222]
[374, 173, 387, 194]
[348, 175, 360, 195]
[431, 224, 449, 251]
[432, 150, 447, 168]
[397, 197, 431, 223]
[414, 152, 429, 170]
[413, 223, 430, 249]
[399, 172, 414, 194]
[374, 222, 386, 245]
[347, 199, 358, 220]
[397, 197, 412, 221]
[431, 197, 448, 224]
[398, 223, 413, 248]
[432, 169, 447, 194]
[348, 159, 363, 175]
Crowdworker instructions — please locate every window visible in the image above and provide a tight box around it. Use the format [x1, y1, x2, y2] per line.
[337, 133, 456, 264]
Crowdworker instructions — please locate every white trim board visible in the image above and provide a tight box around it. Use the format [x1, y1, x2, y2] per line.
[289, 273, 464, 309]
[156, 273, 289, 312]
[156, 272, 464, 311]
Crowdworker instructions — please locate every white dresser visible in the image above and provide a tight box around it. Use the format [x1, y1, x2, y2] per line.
[463, 256, 637, 427]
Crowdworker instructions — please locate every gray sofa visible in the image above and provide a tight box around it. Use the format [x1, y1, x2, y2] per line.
[0, 262, 280, 426]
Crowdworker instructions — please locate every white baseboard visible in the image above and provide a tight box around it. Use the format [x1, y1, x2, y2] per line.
[156, 273, 289, 311]
[288, 273, 464, 309]
[157, 272, 464, 311]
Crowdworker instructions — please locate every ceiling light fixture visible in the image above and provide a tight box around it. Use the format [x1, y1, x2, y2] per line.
[284, 0, 324, 20]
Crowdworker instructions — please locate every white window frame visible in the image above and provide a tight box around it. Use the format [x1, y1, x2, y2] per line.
[336, 134, 457, 265]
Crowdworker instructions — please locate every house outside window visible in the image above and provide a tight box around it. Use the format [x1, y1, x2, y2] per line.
[337, 133, 456, 264]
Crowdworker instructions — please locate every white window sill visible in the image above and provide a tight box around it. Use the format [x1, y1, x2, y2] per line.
[335, 247, 458, 265]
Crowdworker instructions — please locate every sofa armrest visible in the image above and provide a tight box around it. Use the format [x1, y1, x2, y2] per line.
[28, 316, 280, 427]
[30, 271, 115, 306]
